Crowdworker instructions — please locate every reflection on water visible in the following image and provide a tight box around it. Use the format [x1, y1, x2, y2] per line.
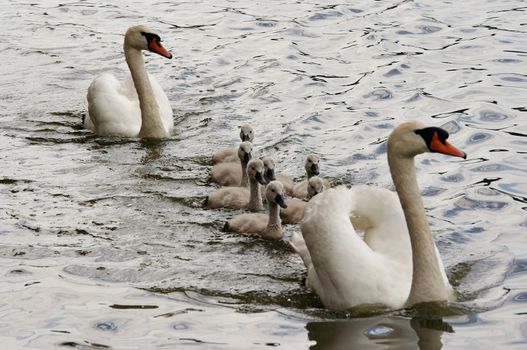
[308, 316, 451, 350]
[1, 0, 526, 348]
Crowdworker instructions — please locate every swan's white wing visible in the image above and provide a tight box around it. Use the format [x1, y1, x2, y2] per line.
[349, 186, 412, 266]
[86, 73, 141, 137]
[301, 186, 412, 310]
[148, 74, 174, 134]
[289, 231, 312, 268]
[351, 185, 452, 296]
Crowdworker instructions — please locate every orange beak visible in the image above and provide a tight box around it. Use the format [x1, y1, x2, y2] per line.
[430, 131, 466, 159]
[149, 40, 172, 59]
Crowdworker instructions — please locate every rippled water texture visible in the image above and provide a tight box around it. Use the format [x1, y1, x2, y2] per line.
[1, 0, 526, 348]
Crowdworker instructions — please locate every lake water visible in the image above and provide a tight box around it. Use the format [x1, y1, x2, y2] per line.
[1, 0, 526, 348]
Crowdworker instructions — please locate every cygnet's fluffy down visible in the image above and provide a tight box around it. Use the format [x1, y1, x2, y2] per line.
[212, 124, 254, 164]
[224, 181, 287, 239]
[292, 154, 331, 199]
[280, 176, 326, 225]
[261, 156, 277, 184]
[210, 141, 252, 187]
[206, 158, 265, 210]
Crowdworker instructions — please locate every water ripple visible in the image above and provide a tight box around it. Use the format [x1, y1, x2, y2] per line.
[479, 110, 511, 122]
[468, 132, 493, 144]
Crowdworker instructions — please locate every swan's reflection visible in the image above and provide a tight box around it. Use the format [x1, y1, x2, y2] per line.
[140, 138, 166, 164]
[307, 316, 452, 350]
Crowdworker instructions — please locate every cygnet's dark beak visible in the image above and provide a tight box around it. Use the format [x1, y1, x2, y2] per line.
[255, 172, 266, 185]
[311, 164, 320, 176]
[243, 153, 252, 163]
[275, 194, 287, 209]
[264, 168, 276, 183]
[241, 133, 251, 142]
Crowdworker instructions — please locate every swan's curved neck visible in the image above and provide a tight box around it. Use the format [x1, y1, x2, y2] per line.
[124, 46, 167, 138]
[248, 178, 262, 211]
[264, 201, 282, 239]
[388, 153, 449, 305]
[240, 160, 249, 187]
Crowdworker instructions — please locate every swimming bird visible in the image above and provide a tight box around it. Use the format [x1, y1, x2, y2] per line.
[292, 154, 331, 199]
[212, 124, 254, 164]
[206, 159, 266, 211]
[295, 121, 466, 310]
[84, 25, 174, 138]
[261, 156, 277, 184]
[280, 176, 326, 225]
[224, 181, 288, 239]
[210, 142, 252, 187]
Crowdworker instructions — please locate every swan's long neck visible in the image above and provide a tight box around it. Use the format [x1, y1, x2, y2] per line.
[248, 178, 262, 212]
[240, 160, 249, 187]
[388, 153, 449, 305]
[124, 46, 167, 138]
[264, 201, 282, 239]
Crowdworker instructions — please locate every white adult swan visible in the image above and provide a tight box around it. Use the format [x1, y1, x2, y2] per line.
[84, 25, 174, 138]
[296, 121, 466, 310]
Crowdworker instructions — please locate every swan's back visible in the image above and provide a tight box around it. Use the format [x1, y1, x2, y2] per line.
[224, 213, 268, 234]
[280, 198, 307, 225]
[301, 186, 412, 309]
[210, 162, 243, 187]
[86, 73, 141, 136]
[206, 187, 249, 209]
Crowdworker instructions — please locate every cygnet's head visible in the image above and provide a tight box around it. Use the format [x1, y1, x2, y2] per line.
[124, 25, 172, 59]
[239, 124, 254, 142]
[388, 121, 466, 159]
[260, 156, 276, 184]
[307, 176, 325, 199]
[237, 141, 253, 164]
[305, 154, 320, 177]
[265, 181, 287, 209]
[246, 159, 266, 185]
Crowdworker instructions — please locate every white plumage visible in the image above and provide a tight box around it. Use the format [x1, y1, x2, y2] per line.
[84, 25, 174, 138]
